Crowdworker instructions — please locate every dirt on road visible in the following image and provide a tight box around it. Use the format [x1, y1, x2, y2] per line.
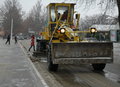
[20, 40, 120, 87]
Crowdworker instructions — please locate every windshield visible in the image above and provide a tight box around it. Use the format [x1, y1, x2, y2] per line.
[57, 6, 68, 14]
[57, 6, 68, 21]
[51, 6, 56, 22]
[50, 6, 69, 22]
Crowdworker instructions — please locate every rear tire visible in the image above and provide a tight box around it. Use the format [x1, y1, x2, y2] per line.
[92, 63, 106, 71]
[47, 47, 58, 72]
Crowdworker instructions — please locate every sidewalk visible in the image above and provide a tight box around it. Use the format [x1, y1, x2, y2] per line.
[0, 38, 48, 87]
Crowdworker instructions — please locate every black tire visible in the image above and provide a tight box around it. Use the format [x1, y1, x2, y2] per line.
[92, 63, 106, 71]
[47, 48, 58, 72]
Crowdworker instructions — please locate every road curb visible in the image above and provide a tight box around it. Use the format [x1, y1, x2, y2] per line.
[19, 42, 49, 87]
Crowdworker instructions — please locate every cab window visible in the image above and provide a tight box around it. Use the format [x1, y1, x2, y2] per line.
[50, 6, 56, 22]
[57, 6, 69, 21]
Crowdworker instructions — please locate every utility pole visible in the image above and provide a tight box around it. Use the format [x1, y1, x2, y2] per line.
[10, 18, 13, 40]
[11, 1, 13, 40]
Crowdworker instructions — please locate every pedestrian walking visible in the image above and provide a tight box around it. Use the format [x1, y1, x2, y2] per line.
[28, 35, 35, 51]
[5, 34, 11, 45]
[14, 35, 17, 44]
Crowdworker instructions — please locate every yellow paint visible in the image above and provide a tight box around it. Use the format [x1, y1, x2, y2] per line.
[40, 3, 96, 43]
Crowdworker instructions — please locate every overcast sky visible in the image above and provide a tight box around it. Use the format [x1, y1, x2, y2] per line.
[0, 0, 64, 13]
[0, 0, 39, 13]
[0, 0, 118, 18]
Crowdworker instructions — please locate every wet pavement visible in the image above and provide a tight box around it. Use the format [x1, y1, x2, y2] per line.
[20, 40, 120, 87]
[0, 38, 48, 87]
[104, 43, 120, 83]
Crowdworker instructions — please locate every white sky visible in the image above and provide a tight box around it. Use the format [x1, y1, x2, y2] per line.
[0, 0, 118, 18]
[0, 0, 39, 13]
[20, 0, 38, 13]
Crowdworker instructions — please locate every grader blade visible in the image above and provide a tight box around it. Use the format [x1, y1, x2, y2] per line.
[51, 42, 113, 64]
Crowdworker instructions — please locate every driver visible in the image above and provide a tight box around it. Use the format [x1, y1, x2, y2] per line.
[61, 10, 68, 21]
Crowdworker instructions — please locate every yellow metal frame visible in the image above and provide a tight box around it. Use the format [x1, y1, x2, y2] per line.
[41, 3, 93, 43]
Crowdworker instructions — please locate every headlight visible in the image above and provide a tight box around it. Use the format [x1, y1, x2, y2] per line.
[90, 28, 97, 33]
[60, 28, 65, 33]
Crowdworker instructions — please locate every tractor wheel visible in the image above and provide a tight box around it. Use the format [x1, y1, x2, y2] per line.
[47, 48, 58, 72]
[92, 63, 106, 71]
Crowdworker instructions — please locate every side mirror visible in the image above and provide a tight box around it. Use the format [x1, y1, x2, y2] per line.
[75, 14, 80, 19]
[75, 14, 80, 29]
[75, 14, 78, 19]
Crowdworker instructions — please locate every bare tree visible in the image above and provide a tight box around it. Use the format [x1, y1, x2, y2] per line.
[0, 0, 23, 34]
[80, 14, 118, 30]
[24, 0, 47, 34]
[75, 0, 119, 26]
[117, 0, 120, 26]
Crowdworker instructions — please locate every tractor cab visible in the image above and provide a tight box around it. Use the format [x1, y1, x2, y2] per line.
[46, 3, 76, 34]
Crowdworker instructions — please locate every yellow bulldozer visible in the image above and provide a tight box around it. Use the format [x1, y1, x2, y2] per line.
[38, 3, 113, 71]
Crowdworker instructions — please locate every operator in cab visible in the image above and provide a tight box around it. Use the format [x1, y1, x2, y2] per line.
[61, 10, 68, 21]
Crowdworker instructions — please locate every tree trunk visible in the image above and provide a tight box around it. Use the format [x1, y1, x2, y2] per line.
[117, 0, 120, 27]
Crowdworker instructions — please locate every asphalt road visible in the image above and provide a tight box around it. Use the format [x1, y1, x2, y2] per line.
[20, 40, 120, 87]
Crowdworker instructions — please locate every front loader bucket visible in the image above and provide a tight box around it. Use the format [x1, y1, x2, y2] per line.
[51, 42, 113, 64]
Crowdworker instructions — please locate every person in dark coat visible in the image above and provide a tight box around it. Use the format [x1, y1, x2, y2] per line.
[28, 35, 35, 51]
[5, 34, 11, 45]
[14, 35, 17, 44]
[61, 10, 68, 21]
